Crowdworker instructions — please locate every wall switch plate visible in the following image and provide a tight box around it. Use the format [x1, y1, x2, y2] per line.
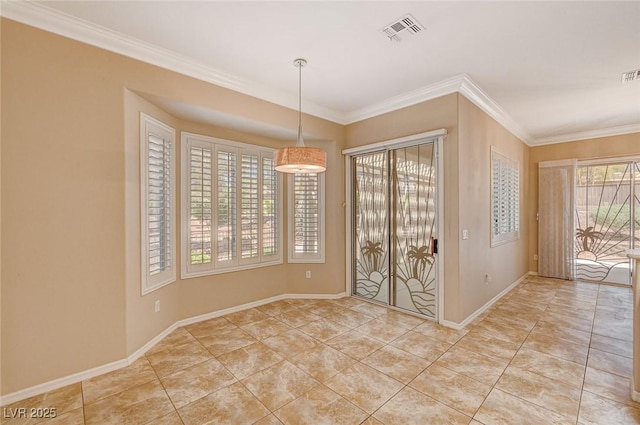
[462, 229, 469, 240]
[534, 254, 539, 261]
[154, 300, 160, 312]
[305, 270, 311, 279]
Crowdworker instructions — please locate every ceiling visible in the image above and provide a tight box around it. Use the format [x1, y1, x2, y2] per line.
[3, 1, 640, 145]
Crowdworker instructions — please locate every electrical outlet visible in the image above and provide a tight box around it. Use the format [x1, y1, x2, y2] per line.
[484, 274, 492, 284]
[534, 254, 539, 261]
[462, 229, 469, 240]
[154, 300, 160, 313]
[305, 270, 311, 279]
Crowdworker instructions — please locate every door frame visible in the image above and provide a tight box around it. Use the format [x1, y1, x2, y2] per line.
[342, 129, 446, 322]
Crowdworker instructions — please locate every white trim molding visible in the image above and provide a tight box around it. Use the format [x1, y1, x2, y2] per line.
[440, 271, 531, 330]
[532, 123, 640, 146]
[344, 75, 466, 124]
[0, 291, 346, 406]
[0, 358, 129, 407]
[458, 77, 533, 145]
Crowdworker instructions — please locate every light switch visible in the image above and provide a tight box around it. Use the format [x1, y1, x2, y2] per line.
[462, 229, 469, 240]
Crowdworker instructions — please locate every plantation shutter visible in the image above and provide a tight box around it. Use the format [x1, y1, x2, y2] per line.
[188, 144, 213, 267]
[491, 147, 520, 246]
[141, 113, 176, 294]
[147, 133, 172, 275]
[181, 133, 283, 277]
[262, 157, 278, 258]
[217, 149, 237, 265]
[289, 172, 325, 262]
[241, 153, 260, 261]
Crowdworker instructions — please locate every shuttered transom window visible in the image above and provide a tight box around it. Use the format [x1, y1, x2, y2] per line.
[491, 147, 519, 246]
[182, 133, 282, 277]
[141, 114, 176, 294]
[289, 173, 325, 263]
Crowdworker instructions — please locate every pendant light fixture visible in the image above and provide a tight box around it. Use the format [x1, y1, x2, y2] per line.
[275, 58, 327, 173]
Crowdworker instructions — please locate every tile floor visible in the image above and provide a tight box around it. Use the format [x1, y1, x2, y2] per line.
[3, 276, 639, 424]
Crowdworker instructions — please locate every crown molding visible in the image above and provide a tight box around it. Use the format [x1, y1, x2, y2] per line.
[0, 0, 344, 124]
[531, 123, 640, 146]
[3, 1, 635, 146]
[458, 77, 534, 144]
[343, 74, 466, 124]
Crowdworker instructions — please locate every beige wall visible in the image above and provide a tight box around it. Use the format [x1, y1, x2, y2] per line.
[1, 19, 344, 395]
[528, 132, 640, 272]
[457, 96, 530, 321]
[0, 16, 3, 397]
[2, 20, 128, 393]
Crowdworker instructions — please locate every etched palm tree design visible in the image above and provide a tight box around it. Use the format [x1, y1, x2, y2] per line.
[407, 244, 433, 280]
[361, 240, 384, 271]
[576, 226, 603, 252]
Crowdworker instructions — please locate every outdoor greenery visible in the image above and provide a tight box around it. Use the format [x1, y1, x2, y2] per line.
[588, 203, 640, 229]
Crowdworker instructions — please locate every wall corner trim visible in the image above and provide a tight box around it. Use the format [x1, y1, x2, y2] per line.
[440, 271, 532, 330]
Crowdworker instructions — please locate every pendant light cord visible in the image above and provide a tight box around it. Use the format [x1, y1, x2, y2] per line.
[296, 60, 304, 147]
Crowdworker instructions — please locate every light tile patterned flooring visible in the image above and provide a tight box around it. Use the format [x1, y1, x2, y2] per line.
[3, 276, 639, 424]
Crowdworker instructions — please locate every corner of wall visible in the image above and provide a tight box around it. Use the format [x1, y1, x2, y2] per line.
[456, 94, 530, 323]
[123, 89, 182, 357]
[0, 15, 4, 399]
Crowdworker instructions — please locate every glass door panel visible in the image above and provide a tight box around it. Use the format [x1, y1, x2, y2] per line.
[391, 143, 437, 318]
[353, 152, 389, 304]
[575, 162, 632, 285]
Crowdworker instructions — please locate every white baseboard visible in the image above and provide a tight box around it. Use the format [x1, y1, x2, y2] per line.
[0, 292, 346, 406]
[440, 272, 530, 330]
[0, 358, 128, 406]
[126, 323, 181, 365]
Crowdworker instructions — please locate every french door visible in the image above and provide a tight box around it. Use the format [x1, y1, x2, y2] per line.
[348, 134, 441, 320]
[574, 160, 640, 285]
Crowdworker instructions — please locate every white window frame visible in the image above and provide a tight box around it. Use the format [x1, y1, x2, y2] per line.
[490, 146, 520, 247]
[288, 172, 326, 263]
[181, 132, 283, 278]
[140, 113, 176, 295]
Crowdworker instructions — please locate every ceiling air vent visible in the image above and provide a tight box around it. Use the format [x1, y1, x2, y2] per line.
[621, 69, 640, 83]
[382, 14, 424, 42]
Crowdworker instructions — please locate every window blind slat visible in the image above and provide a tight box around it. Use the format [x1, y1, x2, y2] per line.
[293, 173, 320, 254]
[189, 146, 213, 265]
[262, 157, 278, 257]
[491, 150, 519, 244]
[147, 131, 172, 275]
[241, 154, 259, 259]
[217, 150, 237, 262]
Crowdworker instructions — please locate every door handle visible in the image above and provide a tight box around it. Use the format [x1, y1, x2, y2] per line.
[429, 237, 438, 255]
